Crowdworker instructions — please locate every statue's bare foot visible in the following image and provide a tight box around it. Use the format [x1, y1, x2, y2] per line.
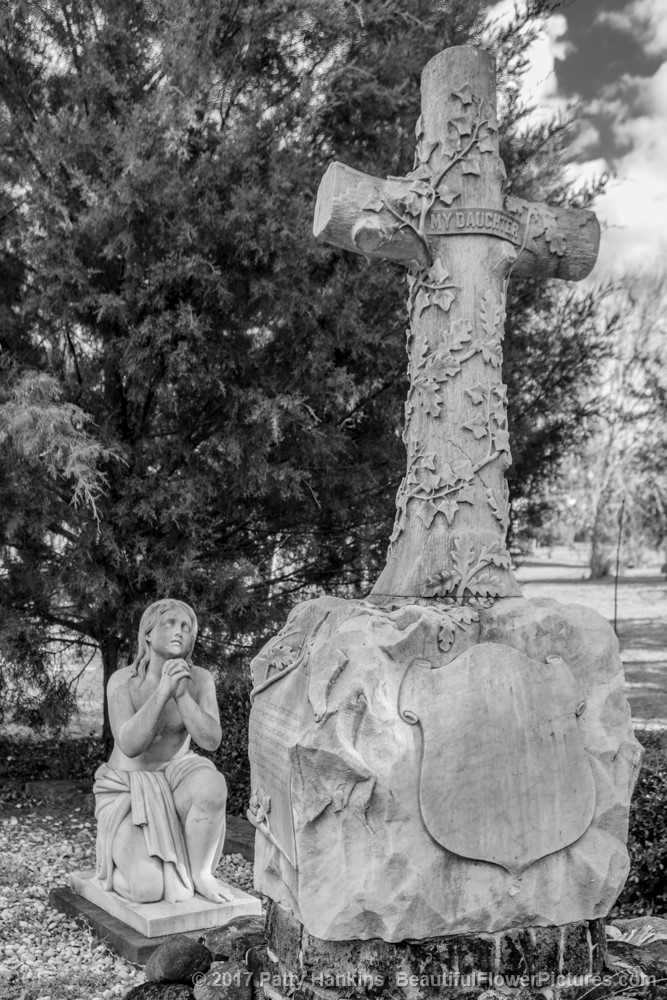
[170, 880, 195, 903]
[194, 874, 235, 903]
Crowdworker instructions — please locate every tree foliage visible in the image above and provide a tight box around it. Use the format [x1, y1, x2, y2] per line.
[0, 0, 611, 734]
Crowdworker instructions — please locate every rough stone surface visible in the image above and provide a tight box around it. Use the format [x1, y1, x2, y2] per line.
[192, 960, 252, 1000]
[202, 916, 265, 960]
[122, 984, 194, 1000]
[266, 901, 605, 986]
[251, 595, 641, 941]
[145, 934, 213, 984]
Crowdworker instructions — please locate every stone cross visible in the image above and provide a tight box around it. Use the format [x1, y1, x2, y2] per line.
[314, 46, 599, 600]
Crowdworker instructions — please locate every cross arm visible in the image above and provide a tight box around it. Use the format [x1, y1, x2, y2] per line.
[314, 162, 600, 282]
[313, 162, 431, 269]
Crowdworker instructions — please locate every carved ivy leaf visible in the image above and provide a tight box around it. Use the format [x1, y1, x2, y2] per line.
[466, 382, 488, 406]
[436, 181, 460, 206]
[420, 469, 444, 494]
[477, 132, 496, 154]
[452, 84, 474, 106]
[453, 459, 474, 482]
[415, 114, 424, 140]
[416, 500, 440, 529]
[463, 413, 488, 439]
[487, 488, 510, 530]
[417, 138, 440, 165]
[449, 318, 473, 351]
[436, 500, 459, 525]
[407, 162, 433, 183]
[485, 114, 499, 133]
[363, 190, 384, 213]
[418, 451, 438, 472]
[457, 483, 476, 505]
[431, 287, 457, 313]
[493, 427, 511, 452]
[462, 156, 481, 176]
[428, 259, 450, 285]
[439, 463, 459, 488]
[450, 115, 473, 136]
[440, 133, 461, 160]
[403, 188, 426, 217]
[417, 290, 431, 316]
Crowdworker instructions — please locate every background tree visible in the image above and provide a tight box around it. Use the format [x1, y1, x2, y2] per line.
[0, 0, 611, 738]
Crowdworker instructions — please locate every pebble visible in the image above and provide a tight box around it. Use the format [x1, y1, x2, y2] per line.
[0, 793, 257, 998]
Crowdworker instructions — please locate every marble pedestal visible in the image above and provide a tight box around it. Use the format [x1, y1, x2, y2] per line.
[249, 595, 642, 941]
[69, 869, 261, 938]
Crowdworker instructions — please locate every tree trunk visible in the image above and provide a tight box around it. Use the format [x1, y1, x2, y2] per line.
[589, 475, 620, 578]
[100, 635, 120, 749]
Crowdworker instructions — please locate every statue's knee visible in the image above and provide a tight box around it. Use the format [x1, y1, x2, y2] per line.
[193, 769, 227, 811]
[132, 867, 164, 904]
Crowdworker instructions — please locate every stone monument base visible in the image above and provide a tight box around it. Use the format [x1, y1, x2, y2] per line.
[266, 901, 607, 1000]
[69, 869, 261, 938]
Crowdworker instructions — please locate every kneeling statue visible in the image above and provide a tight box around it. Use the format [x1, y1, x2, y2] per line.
[94, 598, 233, 905]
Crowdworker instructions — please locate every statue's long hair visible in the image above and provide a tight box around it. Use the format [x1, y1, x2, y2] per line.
[129, 598, 198, 678]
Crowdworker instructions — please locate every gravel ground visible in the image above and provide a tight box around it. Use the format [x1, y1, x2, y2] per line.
[0, 793, 257, 1000]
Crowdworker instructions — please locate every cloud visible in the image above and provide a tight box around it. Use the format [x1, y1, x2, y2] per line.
[596, 0, 667, 59]
[576, 61, 667, 277]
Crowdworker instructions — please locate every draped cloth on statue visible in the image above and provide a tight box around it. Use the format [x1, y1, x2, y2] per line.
[93, 753, 218, 904]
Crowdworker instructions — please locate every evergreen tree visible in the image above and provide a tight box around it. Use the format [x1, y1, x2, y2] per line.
[0, 0, 609, 736]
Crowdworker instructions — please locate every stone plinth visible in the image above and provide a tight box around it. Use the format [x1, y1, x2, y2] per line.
[70, 869, 261, 938]
[249, 595, 642, 942]
[266, 899, 607, 999]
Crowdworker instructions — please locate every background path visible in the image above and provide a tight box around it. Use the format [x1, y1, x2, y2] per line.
[517, 545, 667, 727]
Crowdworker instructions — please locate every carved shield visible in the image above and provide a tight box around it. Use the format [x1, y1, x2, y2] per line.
[398, 642, 595, 876]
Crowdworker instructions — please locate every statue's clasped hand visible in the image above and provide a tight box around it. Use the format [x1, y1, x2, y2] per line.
[160, 658, 191, 699]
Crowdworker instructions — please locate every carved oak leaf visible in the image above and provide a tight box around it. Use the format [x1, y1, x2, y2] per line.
[419, 383, 443, 417]
[437, 499, 459, 524]
[436, 181, 460, 206]
[449, 318, 473, 350]
[481, 342, 502, 367]
[438, 618, 456, 652]
[433, 351, 461, 378]
[452, 535, 476, 578]
[452, 83, 474, 106]
[469, 577, 503, 597]
[466, 382, 488, 405]
[463, 413, 487, 439]
[480, 541, 512, 569]
[462, 156, 481, 176]
[545, 222, 567, 256]
[423, 569, 458, 598]
[480, 290, 502, 339]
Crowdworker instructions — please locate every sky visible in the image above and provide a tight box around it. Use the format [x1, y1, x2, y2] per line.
[488, 0, 667, 280]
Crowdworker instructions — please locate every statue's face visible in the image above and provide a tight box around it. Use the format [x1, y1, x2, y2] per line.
[146, 604, 195, 661]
